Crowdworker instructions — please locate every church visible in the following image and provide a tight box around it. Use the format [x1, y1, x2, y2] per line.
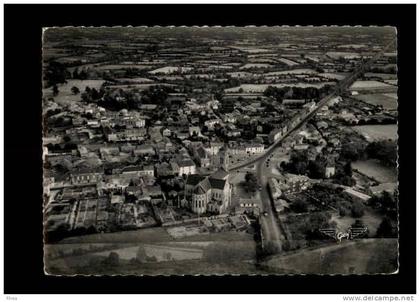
[184, 168, 232, 214]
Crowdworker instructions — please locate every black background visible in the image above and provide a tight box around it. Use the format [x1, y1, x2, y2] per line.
[4, 4, 416, 294]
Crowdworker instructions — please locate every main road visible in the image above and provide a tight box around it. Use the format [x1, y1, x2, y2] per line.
[227, 40, 396, 253]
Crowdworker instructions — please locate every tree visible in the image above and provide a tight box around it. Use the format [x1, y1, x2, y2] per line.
[103, 252, 120, 266]
[52, 84, 59, 96]
[71, 86, 80, 95]
[136, 246, 147, 263]
[308, 160, 326, 179]
[291, 199, 309, 213]
[244, 172, 258, 193]
[351, 201, 365, 218]
[376, 217, 397, 238]
[344, 161, 353, 176]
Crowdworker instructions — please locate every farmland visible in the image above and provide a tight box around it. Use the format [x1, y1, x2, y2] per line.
[261, 239, 398, 274]
[352, 124, 398, 142]
[354, 93, 398, 110]
[42, 79, 105, 105]
[349, 80, 394, 91]
[239, 63, 273, 70]
[352, 159, 397, 183]
[148, 66, 193, 74]
[225, 82, 335, 93]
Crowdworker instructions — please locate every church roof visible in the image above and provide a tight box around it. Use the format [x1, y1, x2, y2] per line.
[209, 178, 227, 190]
[186, 174, 205, 186]
[211, 168, 229, 180]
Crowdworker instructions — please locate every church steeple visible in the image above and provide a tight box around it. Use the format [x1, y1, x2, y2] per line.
[220, 149, 229, 171]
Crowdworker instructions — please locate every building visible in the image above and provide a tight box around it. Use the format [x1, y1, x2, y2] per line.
[184, 168, 232, 214]
[268, 178, 282, 199]
[70, 169, 103, 185]
[121, 165, 155, 177]
[176, 159, 196, 176]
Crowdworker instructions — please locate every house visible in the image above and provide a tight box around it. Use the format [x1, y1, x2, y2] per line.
[189, 126, 202, 137]
[245, 143, 265, 155]
[283, 99, 307, 108]
[185, 168, 232, 214]
[133, 145, 155, 156]
[178, 159, 196, 176]
[70, 168, 103, 185]
[268, 178, 282, 199]
[195, 146, 211, 167]
[107, 128, 147, 142]
[121, 165, 155, 177]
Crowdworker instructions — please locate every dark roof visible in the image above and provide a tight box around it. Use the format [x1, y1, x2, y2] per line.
[211, 168, 228, 180]
[194, 186, 207, 195]
[199, 178, 211, 192]
[178, 159, 195, 167]
[209, 178, 227, 190]
[186, 174, 205, 186]
[196, 146, 208, 158]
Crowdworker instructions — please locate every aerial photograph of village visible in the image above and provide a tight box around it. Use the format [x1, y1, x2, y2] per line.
[42, 26, 398, 275]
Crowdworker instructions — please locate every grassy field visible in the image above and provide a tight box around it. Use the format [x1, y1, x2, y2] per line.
[225, 82, 335, 93]
[43, 79, 105, 105]
[239, 63, 273, 69]
[352, 159, 397, 183]
[330, 207, 383, 236]
[45, 231, 257, 275]
[352, 124, 398, 142]
[262, 238, 398, 274]
[265, 68, 317, 76]
[354, 93, 398, 110]
[148, 66, 193, 74]
[349, 80, 394, 90]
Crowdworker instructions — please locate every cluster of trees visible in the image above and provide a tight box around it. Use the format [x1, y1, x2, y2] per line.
[264, 84, 334, 102]
[98, 85, 174, 111]
[365, 140, 397, 168]
[284, 211, 335, 251]
[43, 61, 69, 87]
[340, 138, 397, 168]
[281, 150, 330, 179]
[333, 161, 356, 187]
[81, 86, 105, 103]
[368, 191, 398, 238]
[243, 172, 259, 193]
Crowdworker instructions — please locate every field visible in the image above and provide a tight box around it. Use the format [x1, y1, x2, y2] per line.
[106, 83, 176, 91]
[45, 228, 257, 275]
[277, 58, 299, 66]
[326, 52, 361, 60]
[364, 72, 397, 80]
[225, 82, 335, 93]
[43, 79, 105, 105]
[239, 63, 273, 70]
[230, 46, 272, 53]
[94, 64, 152, 71]
[330, 207, 383, 236]
[352, 124, 398, 142]
[349, 80, 394, 91]
[148, 66, 193, 74]
[354, 93, 398, 110]
[262, 239, 398, 274]
[319, 73, 348, 80]
[352, 159, 398, 183]
[265, 68, 317, 76]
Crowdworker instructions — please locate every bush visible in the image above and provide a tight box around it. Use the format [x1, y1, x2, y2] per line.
[351, 201, 365, 218]
[291, 199, 309, 213]
[339, 206, 349, 217]
[103, 252, 120, 266]
[376, 217, 398, 238]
